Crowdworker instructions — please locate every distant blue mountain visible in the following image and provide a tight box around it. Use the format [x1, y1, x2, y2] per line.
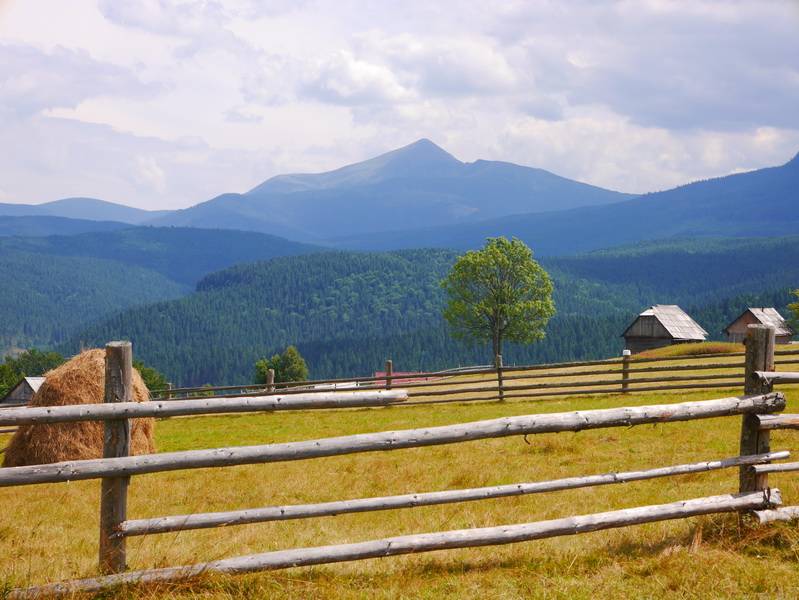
[0, 197, 170, 224]
[332, 151, 799, 255]
[0, 215, 130, 237]
[149, 139, 632, 241]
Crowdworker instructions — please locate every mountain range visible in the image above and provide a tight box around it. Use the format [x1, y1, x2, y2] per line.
[1, 141, 796, 256]
[0, 197, 167, 224]
[147, 139, 632, 241]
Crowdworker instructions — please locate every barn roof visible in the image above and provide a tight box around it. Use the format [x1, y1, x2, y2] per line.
[724, 307, 794, 337]
[623, 304, 708, 340]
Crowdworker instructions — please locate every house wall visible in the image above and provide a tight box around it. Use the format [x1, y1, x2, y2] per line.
[0, 382, 34, 405]
[624, 315, 671, 339]
[726, 312, 793, 344]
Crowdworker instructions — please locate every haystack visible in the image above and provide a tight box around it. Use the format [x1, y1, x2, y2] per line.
[3, 349, 156, 467]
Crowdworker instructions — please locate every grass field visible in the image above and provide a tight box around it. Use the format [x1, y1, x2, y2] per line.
[1, 369, 798, 597]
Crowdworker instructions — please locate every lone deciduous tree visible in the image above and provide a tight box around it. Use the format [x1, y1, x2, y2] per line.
[441, 237, 555, 365]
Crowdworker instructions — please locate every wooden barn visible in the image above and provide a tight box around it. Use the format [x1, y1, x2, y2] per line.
[723, 307, 794, 344]
[622, 305, 708, 354]
[0, 376, 45, 406]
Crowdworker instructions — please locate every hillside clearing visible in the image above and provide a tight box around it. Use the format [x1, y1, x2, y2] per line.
[2, 382, 799, 598]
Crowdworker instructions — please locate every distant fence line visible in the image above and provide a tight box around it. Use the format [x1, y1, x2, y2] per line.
[150, 346, 799, 406]
[4, 325, 799, 597]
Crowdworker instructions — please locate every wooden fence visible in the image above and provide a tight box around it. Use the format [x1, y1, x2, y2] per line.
[151, 345, 799, 406]
[1, 324, 798, 597]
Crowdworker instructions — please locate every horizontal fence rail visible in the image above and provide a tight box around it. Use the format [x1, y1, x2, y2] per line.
[13, 490, 780, 599]
[754, 506, 799, 524]
[756, 371, 799, 385]
[118, 451, 789, 537]
[757, 414, 799, 431]
[0, 393, 785, 488]
[0, 390, 408, 426]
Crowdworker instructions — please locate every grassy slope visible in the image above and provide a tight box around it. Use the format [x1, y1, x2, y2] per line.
[2, 377, 799, 598]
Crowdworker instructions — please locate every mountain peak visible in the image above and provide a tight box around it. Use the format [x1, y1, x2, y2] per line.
[373, 137, 461, 169]
[249, 138, 461, 195]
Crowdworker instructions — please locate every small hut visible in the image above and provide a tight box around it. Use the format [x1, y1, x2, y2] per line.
[0, 376, 45, 406]
[723, 308, 794, 344]
[622, 304, 708, 354]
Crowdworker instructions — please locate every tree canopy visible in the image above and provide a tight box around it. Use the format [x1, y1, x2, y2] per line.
[441, 237, 555, 364]
[788, 289, 799, 334]
[133, 360, 169, 393]
[0, 349, 65, 398]
[255, 346, 309, 384]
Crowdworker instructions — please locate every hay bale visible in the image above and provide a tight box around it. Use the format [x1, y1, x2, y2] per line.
[3, 349, 156, 467]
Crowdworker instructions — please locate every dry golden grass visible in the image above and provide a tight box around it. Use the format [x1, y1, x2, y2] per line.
[638, 342, 745, 359]
[1, 360, 798, 598]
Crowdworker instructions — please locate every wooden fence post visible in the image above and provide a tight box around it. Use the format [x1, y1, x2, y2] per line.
[496, 354, 505, 402]
[267, 369, 275, 393]
[739, 324, 775, 493]
[166, 382, 173, 400]
[99, 341, 133, 574]
[385, 359, 393, 390]
[621, 349, 631, 393]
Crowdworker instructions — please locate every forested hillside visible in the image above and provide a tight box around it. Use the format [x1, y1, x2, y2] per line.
[68, 238, 799, 386]
[0, 250, 186, 352]
[0, 226, 321, 285]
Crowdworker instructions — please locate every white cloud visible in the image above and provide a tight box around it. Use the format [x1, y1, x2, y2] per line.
[302, 50, 412, 105]
[135, 155, 167, 193]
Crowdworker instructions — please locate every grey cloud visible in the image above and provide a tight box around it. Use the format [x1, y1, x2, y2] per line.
[0, 44, 155, 118]
[0, 116, 279, 208]
[490, 1, 799, 131]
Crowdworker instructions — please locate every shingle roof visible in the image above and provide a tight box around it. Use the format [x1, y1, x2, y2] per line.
[726, 308, 794, 337]
[638, 304, 708, 340]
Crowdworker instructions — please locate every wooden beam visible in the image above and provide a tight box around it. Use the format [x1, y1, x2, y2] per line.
[755, 371, 799, 385]
[0, 393, 785, 488]
[0, 390, 409, 426]
[751, 461, 799, 474]
[757, 414, 799, 431]
[12, 490, 780, 598]
[753, 506, 799, 524]
[118, 451, 790, 537]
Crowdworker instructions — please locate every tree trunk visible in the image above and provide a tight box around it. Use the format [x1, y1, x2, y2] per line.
[492, 331, 501, 367]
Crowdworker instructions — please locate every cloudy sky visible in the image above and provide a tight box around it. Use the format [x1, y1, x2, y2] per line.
[1, 0, 798, 209]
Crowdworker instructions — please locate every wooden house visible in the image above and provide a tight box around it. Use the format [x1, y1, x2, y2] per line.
[723, 307, 794, 344]
[0, 376, 45, 406]
[622, 305, 708, 354]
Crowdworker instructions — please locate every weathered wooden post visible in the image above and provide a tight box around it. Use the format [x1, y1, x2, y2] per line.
[385, 359, 393, 390]
[621, 349, 631, 393]
[739, 324, 775, 493]
[267, 369, 275, 394]
[496, 354, 505, 402]
[166, 382, 173, 400]
[99, 341, 133, 574]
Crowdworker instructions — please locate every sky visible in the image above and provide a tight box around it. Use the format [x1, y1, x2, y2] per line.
[1, 0, 798, 210]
